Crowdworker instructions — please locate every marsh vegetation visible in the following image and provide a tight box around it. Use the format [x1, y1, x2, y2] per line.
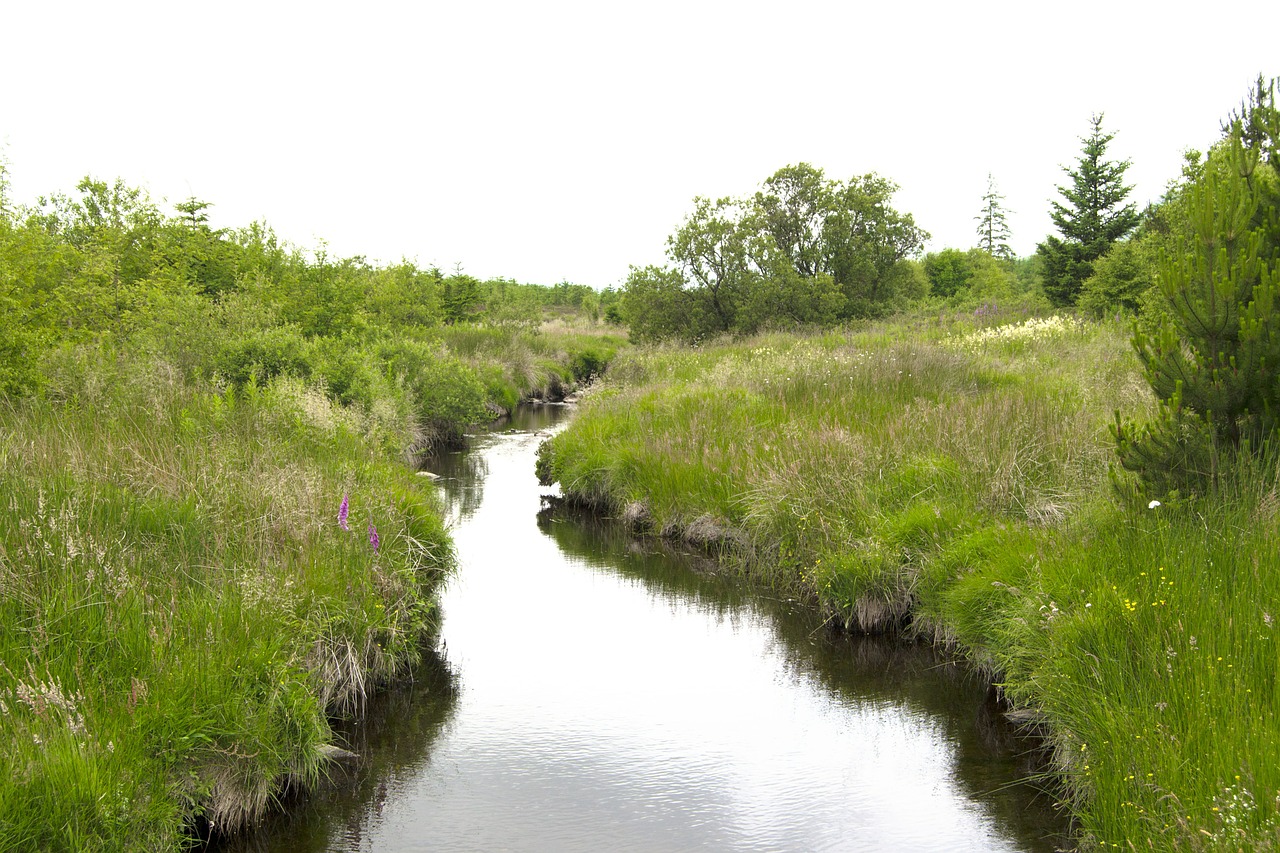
[0, 168, 617, 849]
[535, 79, 1280, 850]
[3, 74, 1278, 852]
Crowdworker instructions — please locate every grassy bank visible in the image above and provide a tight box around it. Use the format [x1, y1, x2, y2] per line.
[537, 312, 1280, 850]
[0, 353, 453, 849]
[0, 168, 628, 849]
[0, 316, 618, 850]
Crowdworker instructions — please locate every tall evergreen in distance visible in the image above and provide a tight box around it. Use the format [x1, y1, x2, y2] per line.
[974, 173, 1014, 259]
[1037, 114, 1141, 306]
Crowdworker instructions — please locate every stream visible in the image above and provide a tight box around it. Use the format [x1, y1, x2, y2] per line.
[219, 405, 1069, 852]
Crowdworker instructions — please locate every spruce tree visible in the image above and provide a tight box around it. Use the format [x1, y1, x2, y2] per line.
[974, 173, 1014, 259]
[1037, 114, 1141, 306]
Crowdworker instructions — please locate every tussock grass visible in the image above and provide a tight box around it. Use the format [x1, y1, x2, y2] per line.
[0, 355, 451, 850]
[539, 312, 1280, 849]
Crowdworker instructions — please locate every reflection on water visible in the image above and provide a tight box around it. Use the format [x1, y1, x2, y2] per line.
[537, 502, 1064, 848]
[422, 404, 567, 526]
[218, 404, 1070, 853]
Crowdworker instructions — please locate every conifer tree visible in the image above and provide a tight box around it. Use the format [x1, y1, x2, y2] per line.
[974, 173, 1014, 259]
[1037, 114, 1141, 306]
[1113, 137, 1279, 498]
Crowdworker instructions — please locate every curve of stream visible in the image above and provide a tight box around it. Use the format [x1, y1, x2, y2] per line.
[218, 406, 1069, 852]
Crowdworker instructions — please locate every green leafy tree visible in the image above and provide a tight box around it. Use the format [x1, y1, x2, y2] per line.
[621, 265, 706, 342]
[923, 247, 1018, 304]
[366, 261, 442, 328]
[974, 174, 1014, 259]
[822, 174, 928, 318]
[666, 196, 768, 334]
[754, 164, 926, 318]
[624, 165, 927, 340]
[0, 151, 10, 218]
[754, 163, 831, 278]
[738, 266, 844, 332]
[924, 248, 973, 297]
[270, 246, 369, 338]
[0, 162, 42, 395]
[1037, 114, 1141, 307]
[1225, 75, 1280, 265]
[164, 197, 240, 298]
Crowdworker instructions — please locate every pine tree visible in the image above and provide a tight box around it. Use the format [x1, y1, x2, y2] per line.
[1113, 138, 1279, 499]
[974, 173, 1014, 259]
[1037, 114, 1141, 306]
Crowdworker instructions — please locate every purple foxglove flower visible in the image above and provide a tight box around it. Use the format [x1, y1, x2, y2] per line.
[368, 522, 380, 551]
[338, 494, 350, 531]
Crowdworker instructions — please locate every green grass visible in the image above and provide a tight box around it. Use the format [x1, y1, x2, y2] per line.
[538, 311, 1280, 850]
[0, 355, 452, 850]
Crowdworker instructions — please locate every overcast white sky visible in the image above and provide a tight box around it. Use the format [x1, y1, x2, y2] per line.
[2, 1, 1276, 287]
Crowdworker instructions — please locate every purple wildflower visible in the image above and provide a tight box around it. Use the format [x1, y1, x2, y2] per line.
[368, 522, 380, 551]
[338, 493, 350, 531]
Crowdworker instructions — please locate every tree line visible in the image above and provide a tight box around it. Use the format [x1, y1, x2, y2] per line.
[0, 174, 615, 399]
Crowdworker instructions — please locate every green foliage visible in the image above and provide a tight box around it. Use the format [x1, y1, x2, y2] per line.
[1115, 140, 1280, 497]
[567, 340, 618, 382]
[538, 317, 1280, 848]
[366, 261, 442, 328]
[1227, 75, 1280, 266]
[805, 170, 929, 317]
[922, 248, 1020, 306]
[0, 151, 9, 216]
[622, 264, 707, 343]
[375, 339, 488, 445]
[1115, 77, 1280, 500]
[743, 267, 846, 329]
[624, 163, 928, 341]
[1078, 239, 1156, 317]
[755, 162, 830, 277]
[924, 248, 973, 297]
[0, 360, 451, 848]
[0, 213, 41, 395]
[1037, 114, 1141, 307]
[214, 325, 313, 388]
[666, 195, 767, 333]
[441, 272, 482, 324]
[0, 161, 622, 846]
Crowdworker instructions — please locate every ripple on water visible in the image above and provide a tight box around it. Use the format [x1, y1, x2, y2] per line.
[211, 409, 1068, 853]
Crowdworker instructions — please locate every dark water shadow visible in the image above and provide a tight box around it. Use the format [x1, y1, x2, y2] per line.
[205, 649, 460, 853]
[536, 501, 1072, 853]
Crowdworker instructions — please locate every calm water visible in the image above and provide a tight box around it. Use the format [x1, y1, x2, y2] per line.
[220, 405, 1069, 852]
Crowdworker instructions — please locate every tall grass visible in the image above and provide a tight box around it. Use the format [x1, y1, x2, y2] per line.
[0, 354, 451, 850]
[538, 311, 1280, 849]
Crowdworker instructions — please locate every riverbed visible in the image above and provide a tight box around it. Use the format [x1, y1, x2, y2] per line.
[218, 405, 1069, 852]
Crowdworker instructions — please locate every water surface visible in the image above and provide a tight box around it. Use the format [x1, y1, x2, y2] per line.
[222, 405, 1068, 852]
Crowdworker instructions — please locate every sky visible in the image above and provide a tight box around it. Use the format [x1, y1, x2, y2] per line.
[2, 1, 1277, 288]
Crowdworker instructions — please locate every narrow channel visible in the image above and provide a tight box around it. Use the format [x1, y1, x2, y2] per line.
[221, 405, 1069, 852]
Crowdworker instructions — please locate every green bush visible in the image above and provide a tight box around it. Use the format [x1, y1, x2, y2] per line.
[376, 339, 488, 445]
[213, 326, 312, 388]
[1078, 239, 1155, 318]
